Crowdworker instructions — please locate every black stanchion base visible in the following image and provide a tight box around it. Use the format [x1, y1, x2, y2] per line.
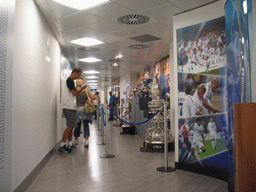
[141, 141, 174, 153]
[157, 167, 176, 172]
[100, 154, 115, 158]
[120, 126, 135, 135]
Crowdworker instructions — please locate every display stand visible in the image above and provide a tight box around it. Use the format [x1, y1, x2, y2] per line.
[141, 141, 174, 153]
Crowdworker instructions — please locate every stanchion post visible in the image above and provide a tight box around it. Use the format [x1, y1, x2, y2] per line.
[98, 105, 106, 145]
[97, 105, 100, 130]
[157, 102, 176, 172]
[100, 105, 115, 158]
[97, 105, 103, 136]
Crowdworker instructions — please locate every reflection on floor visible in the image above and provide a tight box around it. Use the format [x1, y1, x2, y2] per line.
[26, 121, 228, 192]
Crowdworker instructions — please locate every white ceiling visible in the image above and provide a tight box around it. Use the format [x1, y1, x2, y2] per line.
[34, 0, 218, 89]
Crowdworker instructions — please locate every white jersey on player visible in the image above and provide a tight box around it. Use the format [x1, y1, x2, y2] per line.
[193, 81, 213, 115]
[178, 92, 199, 118]
[208, 121, 217, 139]
[192, 123, 204, 142]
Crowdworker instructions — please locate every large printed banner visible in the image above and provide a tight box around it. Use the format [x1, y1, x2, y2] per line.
[137, 55, 170, 100]
[177, 16, 229, 175]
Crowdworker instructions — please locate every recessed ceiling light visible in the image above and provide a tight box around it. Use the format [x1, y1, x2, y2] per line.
[79, 57, 102, 62]
[87, 80, 98, 83]
[53, 0, 110, 10]
[83, 70, 100, 74]
[115, 54, 123, 59]
[70, 38, 104, 47]
[88, 83, 98, 86]
[86, 75, 98, 79]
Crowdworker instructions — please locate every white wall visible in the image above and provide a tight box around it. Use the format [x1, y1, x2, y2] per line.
[11, 0, 62, 190]
[130, 72, 137, 89]
[172, 0, 226, 162]
[120, 73, 131, 104]
[0, 1, 15, 192]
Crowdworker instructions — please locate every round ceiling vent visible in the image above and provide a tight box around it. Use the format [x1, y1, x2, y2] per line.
[77, 47, 100, 52]
[129, 44, 150, 49]
[117, 14, 150, 25]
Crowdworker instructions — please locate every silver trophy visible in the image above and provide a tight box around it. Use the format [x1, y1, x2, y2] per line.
[145, 77, 173, 144]
[122, 99, 133, 128]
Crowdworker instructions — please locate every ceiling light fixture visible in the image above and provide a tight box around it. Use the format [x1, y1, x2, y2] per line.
[115, 54, 123, 59]
[86, 75, 98, 79]
[70, 38, 104, 47]
[83, 70, 100, 74]
[52, 0, 110, 10]
[112, 63, 118, 67]
[88, 83, 98, 85]
[79, 57, 102, 63]
[243, 0, 247, 14]
[87, 80, 98, 83]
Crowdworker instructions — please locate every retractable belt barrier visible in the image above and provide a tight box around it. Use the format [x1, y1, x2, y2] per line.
[108, 107, 161, 125]
[99, 103, 175, 172]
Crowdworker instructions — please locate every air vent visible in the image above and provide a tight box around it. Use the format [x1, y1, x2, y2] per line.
[129, 34, 161, 43]
[77, 47, 100, 52]
[117, 14, 150, 25]
[129, 44, 150, 49]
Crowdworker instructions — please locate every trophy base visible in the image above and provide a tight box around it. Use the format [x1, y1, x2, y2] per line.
[120, 126, 135, 135]
[140, 141, 174, 153]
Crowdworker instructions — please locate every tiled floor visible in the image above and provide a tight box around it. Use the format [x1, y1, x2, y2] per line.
[26, 121, 228, 192]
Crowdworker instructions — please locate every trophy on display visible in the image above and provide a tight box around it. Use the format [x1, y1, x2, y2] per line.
[142, 77, 173, 152]
[120, 98, 135, 135]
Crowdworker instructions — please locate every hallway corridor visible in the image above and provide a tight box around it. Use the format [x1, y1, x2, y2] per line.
[26, 122, 228, 192]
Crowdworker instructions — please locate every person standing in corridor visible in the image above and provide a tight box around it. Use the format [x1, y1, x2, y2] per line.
[58, 68, 87, 153]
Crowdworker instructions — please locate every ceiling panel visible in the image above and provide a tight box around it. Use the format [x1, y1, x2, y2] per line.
[112, 0, 172, 12]
[167, 0, 218, 11]
[85, 2, 136, 22]
[47, 0, 79, 19]
[89, 20, 130, 34]
[139, 4, 182, 22]
[92, 33, 125, 44]
[61, 28, 103, 41]
[34, 0, 219, 89]
[56, 11, 107, 32]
